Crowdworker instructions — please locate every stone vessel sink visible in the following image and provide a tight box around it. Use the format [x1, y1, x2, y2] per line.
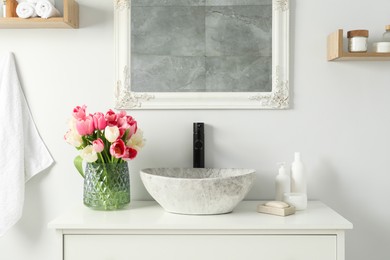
[140, 168, 256, 215]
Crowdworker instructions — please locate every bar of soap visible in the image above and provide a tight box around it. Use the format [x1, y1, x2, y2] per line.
[257, 202, 296, 217]
[265, 201, 290, 208]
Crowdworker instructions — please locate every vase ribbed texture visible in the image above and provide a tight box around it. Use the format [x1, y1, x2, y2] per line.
[83, 162, 130, 210]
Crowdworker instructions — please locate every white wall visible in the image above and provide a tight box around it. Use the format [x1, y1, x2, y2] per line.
[1, 0, 390, 259]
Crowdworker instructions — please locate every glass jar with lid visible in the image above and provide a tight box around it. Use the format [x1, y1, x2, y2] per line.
[347, 30, 369, 53]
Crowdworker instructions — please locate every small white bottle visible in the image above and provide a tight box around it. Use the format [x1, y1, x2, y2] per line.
[2, 0, 6, 18]
[383, 25, 390, 41]
[275, 162, 290, 201]
[291, 152, 307, 194]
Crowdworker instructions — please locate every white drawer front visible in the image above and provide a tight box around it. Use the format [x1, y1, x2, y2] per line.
[64, 234, 336, 260]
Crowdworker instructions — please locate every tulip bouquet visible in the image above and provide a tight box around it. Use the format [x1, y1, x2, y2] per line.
[64, 105, 145, 177]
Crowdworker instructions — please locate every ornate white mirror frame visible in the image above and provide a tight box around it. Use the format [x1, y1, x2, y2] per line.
[114, 0, 289, 109]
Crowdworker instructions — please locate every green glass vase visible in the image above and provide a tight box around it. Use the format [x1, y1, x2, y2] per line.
[83, 162, 130, 210]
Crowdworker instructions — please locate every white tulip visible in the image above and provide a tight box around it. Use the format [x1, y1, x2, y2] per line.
[127, 129, 145, 152]
[68, 117, 78, 132]
[64, 129, 82, 147]
[104, 126, 120, 142]
[80, 145, 98, 163]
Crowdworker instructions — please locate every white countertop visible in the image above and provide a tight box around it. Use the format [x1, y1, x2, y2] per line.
[48, 201, 353, 234]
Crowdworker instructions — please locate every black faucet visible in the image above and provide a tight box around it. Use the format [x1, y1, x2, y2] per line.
[193, 122, 204, 168]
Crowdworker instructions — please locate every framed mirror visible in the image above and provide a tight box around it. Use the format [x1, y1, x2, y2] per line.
[114, 0, 289, 109]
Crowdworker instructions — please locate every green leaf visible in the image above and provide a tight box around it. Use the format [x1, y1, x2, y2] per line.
[123, 128, 130, 141]
[74, 156, 85, 178]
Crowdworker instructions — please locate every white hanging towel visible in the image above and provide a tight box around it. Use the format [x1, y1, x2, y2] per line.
[0, 52, 54, 237]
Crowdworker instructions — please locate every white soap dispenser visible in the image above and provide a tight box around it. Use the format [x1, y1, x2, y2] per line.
[275, 162, 290, 201]
[291, 152, 307, 194]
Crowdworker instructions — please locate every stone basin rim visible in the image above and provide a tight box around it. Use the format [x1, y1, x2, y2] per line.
[140, 168, 256, 181]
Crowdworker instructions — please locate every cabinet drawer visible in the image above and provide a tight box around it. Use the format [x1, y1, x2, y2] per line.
[64, 234, 336, 260]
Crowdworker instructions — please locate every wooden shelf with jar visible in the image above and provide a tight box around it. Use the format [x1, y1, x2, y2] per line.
[0, 0, 78, 29]
[327, 29, 390, 61]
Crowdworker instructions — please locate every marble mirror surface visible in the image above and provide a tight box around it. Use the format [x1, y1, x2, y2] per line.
[114, 0, 289, 109]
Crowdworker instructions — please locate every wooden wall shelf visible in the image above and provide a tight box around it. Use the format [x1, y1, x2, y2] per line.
[327, 29, 390, 61]
[0, 0, 78, 29]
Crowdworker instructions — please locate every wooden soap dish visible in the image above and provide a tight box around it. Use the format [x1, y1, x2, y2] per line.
[257, 203, 296, 217]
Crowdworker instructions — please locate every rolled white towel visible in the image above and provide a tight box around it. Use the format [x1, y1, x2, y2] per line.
[27, 0, 55, 5]
[16, 2, 37, 19]
[35, 0, 60, 19]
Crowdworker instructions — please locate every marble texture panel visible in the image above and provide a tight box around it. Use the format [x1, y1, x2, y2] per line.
[131, 3, 273, 93]
[140, 168, 256, 215]
[206, 56, 271, 92]
[206, 5, 272, 56]
[132, 55, 205, 92]
[132, 0, 205, 6]
[131, 0, 271, 7]
[132, 7, 205, 56]
[206, 0, 271, 5]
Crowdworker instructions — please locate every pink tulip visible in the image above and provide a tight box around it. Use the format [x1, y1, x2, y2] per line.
[105, 109, 118, 126]
[117, 117, 126, 128]
[118, 127, 126, 139]
[73, 105, 87, 120]
[117, 111, 127, 127]
[122, 147, 138, 161]
[118, 110, 127, 117]
[118, 116, 137, 139]
[93, 112, 107, 130]
[92, 138, 104, 153]
[110, 139, 126, 158]
[126, 116, 138, 138]
[76, 115, 95, 136]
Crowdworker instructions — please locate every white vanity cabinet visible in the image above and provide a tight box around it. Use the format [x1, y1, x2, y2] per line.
[49, 201, 352, 260]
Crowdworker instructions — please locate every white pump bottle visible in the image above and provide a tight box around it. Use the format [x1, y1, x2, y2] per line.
[275, 163, 290, 201]
[291, 152, 307, 194]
